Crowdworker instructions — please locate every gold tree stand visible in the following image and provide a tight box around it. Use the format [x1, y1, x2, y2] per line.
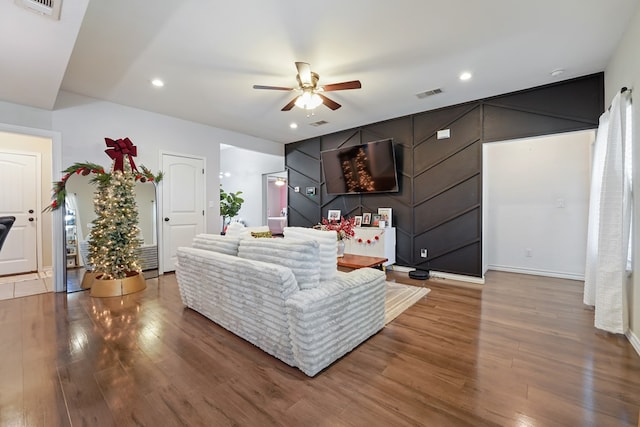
[81, 271, 98, 289]
[90, 271, 146, 297]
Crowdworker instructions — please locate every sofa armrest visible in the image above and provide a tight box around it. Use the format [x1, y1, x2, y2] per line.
[285, 267, 386, 376]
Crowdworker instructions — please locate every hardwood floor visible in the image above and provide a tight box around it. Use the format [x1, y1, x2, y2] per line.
[1, 270, 639, 426]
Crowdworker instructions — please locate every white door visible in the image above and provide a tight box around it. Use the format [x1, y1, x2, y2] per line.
[0, 152, 38, 275]
[161, 153, 205, 272]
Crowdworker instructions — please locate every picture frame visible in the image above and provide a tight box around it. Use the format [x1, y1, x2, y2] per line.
[377, 208, 392, 227]
[362, 212, 371, 225]
[327, 209, 341, 221]
[354, 216, 363, 227]
[371, 214, 381, 227]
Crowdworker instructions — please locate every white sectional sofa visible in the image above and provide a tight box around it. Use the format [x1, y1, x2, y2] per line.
[176, 229, 386, 377]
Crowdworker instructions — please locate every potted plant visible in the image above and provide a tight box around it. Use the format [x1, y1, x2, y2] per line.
[220, 185, 244, 233]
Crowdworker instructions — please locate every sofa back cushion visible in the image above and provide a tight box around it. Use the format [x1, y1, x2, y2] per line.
[283, 227, 337, 280]
[192, 233, 240, 256]
[238, 238, 320, 289]
[225, 222, 271, 239]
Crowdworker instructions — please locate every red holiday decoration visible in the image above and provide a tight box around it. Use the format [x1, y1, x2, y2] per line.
[105, 137, 139, 173]
[43, 139, 163, 212]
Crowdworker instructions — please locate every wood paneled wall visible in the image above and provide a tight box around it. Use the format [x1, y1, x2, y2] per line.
[285, 73, 603, 277]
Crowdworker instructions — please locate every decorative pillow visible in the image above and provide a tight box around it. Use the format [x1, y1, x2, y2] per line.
[283, 227, 337, 280]
[251, 231, 273, 238]
[238, 238, 320, 289]
[192, 233, 240, 256]
[224, 222, 246, 238]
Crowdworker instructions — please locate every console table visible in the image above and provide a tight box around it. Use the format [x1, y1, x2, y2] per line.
[344, 227, 395, 266]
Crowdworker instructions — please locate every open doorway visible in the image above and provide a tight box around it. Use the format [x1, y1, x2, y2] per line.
[264, 171, 288, 235]
[482, 130, 595, 280]
[219, 144, 284, 228]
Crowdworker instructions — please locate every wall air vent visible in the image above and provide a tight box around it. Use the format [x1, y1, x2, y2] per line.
[416, 88, 443, 99]
[309, 120, 329, 127]
[14, 0, 62, 20]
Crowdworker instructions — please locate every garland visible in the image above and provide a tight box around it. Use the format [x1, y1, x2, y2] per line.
[44, 161, 163, 212]
[353, 229, 385, 245]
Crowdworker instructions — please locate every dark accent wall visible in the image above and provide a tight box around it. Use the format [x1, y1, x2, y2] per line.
[285, 73, 604, 277]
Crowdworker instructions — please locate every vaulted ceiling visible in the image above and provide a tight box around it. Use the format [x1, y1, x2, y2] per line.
[1, 0, 637, 144]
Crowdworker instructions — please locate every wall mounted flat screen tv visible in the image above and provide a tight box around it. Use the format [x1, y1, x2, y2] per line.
[321, 139, 399, 195]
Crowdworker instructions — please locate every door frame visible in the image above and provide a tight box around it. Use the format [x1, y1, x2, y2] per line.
[158, 150, 206, 274]
[0, 123, 63, 291]
[0, 149, 42, 274]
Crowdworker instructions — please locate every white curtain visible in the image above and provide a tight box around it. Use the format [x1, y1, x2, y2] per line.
[584, 90, 633, 334]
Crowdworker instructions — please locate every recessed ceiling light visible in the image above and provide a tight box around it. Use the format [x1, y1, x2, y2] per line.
[151, 78, 164, 88]
[550, 69, 565, 77]
[289, 122, 298, 129]
[459, 72, 472, 81]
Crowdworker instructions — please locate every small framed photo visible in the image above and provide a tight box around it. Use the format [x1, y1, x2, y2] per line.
[354, 216, 363, 227]
[327, 209, 341, 221]
[377, 208, 392, 227]
[362, 212, 371, 225]
[371, 214, 381, 227]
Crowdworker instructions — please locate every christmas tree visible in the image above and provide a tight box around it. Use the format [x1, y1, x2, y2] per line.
[88, 157, 142, 280]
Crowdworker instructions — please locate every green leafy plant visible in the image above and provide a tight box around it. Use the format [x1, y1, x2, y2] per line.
[220, 186, 244, 223]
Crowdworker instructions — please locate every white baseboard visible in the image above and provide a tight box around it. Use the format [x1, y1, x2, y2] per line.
[388, 265, 413, 273]
[388, 265, 485, 284]
[487, 264, 584, 281]
[625, 330, 640, 357]
[429, 270, 485, 285]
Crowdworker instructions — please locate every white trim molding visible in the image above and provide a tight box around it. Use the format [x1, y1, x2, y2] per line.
[487, 264, 584, 281]
[626, 330, 640, 357]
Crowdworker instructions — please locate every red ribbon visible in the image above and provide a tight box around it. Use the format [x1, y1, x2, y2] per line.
[105, 137, 139, 173]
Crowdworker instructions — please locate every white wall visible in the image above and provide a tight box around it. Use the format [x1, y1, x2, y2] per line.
[52, 91, 282, 234]
[605, 2, 640, 341]
[220, 146, 284, 227]
[484, 130, 593, 280]
[0, 100, 51, 130]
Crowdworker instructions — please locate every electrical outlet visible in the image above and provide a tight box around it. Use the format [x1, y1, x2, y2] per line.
[420, 248, 428, 258]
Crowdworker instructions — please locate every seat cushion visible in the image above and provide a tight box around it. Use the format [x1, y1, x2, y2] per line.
[238, 237, 320, 289]
[283, 227, 337, 280]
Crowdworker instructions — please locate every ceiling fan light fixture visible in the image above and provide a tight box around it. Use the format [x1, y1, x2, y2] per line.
[295, 92, 323, 110]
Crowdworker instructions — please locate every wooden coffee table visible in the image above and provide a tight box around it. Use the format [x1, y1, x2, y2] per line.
[337, 254, 388, 270]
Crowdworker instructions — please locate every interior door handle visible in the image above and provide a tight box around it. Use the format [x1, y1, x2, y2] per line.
[164, 217, 170, 222]
[28, 217, 34, 222]
[28, 209, 34, 214]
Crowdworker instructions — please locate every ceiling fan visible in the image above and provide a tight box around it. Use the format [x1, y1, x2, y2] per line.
[253, 62, 361, 111]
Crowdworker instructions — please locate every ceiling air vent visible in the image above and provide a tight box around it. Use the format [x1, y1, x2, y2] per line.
[309, 120, 329, 127]
[14, 0, 62, 20]
[416, 88, 443, 99]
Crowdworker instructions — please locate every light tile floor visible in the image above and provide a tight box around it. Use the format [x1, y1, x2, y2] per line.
[0, 271, 54, 300]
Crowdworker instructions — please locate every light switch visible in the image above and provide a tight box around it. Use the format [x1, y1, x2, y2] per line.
[437, 129, 451, 139]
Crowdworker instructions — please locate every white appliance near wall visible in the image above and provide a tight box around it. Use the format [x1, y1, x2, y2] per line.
[344, 227, 396, 266]
[483, 130, 594, 280]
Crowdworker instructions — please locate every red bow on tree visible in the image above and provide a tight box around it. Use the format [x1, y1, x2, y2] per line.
[105, 137, 139, 173]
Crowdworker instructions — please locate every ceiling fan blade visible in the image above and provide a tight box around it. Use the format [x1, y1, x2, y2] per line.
[322, 80, 362, 91]
[295, 62, 312, 86]
[281, 97, 298, 111]
[253, 85, 294, 91]
[318, 93, 341, 110]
